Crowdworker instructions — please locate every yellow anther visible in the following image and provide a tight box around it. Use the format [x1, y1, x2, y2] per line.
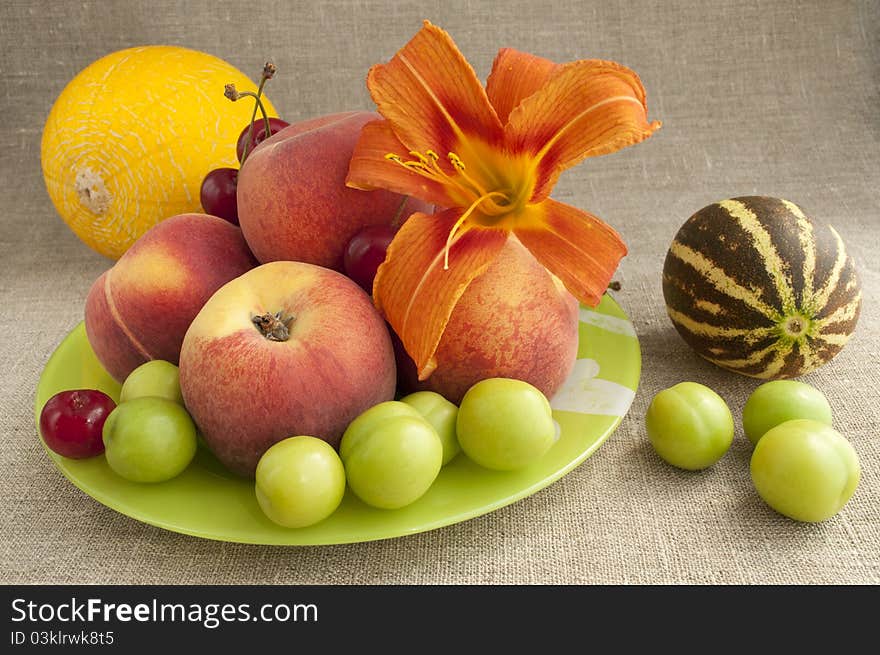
[385, 149, 508, 215]
[386, 149, 472, 197]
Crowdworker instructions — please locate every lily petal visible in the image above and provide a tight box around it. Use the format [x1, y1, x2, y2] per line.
[346, 119, 459, 208]
[486, 48, 561, 125]
[514, 198, 627, 306]
[506, 59, 661, 200]
[374, 208, 508, 379]
[366, 20, 504, 159]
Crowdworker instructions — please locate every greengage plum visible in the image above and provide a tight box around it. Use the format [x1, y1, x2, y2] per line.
[339, 401, 442, 509]
[400, 391, 460, 465]
[645, 382, 733, 470]
[750, 419, 860, 522]
[456, 378, 557, 471]
[742, 380, 832, 446]
[120, 360, 184, 405]
[255, 436, 346, 528]
[102, 397, 197, 482]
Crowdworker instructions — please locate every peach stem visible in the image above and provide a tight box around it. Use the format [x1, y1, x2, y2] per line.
[251, 311, 293, 341]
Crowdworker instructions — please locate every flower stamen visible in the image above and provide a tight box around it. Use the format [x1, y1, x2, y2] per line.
[386, 149, 496, 206]
[387, 148, 516, 270]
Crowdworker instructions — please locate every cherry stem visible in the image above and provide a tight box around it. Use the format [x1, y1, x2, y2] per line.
[237, 92, 271, 161]
[228, 61, 276, 164]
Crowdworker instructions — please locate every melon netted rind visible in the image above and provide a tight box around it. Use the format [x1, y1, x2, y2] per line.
[40, 45, 278, 260]
[662, 196, 861, 379]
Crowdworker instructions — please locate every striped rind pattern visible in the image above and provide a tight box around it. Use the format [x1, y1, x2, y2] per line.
[662, 196, 861, 379]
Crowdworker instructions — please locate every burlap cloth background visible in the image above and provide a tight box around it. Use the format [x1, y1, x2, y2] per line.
[2, 0, 877, 585]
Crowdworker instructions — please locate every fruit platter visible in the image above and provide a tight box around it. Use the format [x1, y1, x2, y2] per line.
[35, 20, 864, 543]
[36, 294, 638, 545]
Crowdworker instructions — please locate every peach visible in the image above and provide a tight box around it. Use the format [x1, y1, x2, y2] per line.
[84, 213, 257, 382]
[398, 238, 580, 405]
[178, 261, 397, 478]
[236, 110, 430, 271]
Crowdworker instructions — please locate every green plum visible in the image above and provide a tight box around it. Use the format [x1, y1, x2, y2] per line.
[456, 378, 557, 471]
[255, 436, 346, 528]
[742, 380, 832, 446]
[102, 397, 197, 482]
[750, 419, 860, 522]
[120, 359, 184, 405]
[340, 401, 442, 510]
[645, 382, 733, 470]
[400, 391, 460, 465]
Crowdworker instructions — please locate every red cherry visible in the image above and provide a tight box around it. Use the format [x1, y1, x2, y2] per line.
[343, 225, 396, 292]
[39, 389, 116, 459]
[200, 168, 239, 225]
[236, 117, 290, 163]
[389, 327, 421, 397]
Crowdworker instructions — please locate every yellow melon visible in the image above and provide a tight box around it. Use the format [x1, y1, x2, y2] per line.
[41, 45, 278, 259]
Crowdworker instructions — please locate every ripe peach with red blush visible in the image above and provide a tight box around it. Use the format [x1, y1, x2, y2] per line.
[84, 213, 257, 382]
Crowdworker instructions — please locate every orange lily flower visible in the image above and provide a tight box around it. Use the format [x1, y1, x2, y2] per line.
[346, 20, 661, 380]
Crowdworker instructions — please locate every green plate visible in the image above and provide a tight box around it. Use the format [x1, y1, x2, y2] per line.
[34, 294, 640, 545]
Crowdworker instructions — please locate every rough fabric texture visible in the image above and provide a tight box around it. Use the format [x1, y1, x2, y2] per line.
[2, 0, 878, 585]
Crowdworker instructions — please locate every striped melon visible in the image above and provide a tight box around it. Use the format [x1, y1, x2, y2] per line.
[662, 196, 861, 379]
